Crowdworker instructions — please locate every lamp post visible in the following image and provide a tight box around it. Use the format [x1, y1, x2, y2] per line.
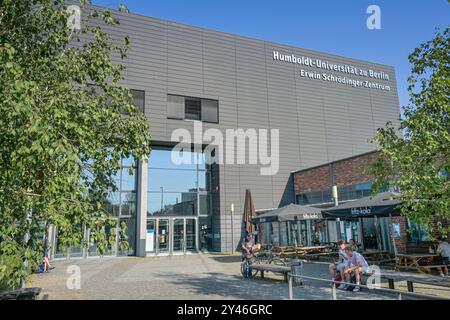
[160, 186, 164, 212]
[332, 185, 341, 241]
[231, 203, 235, 254]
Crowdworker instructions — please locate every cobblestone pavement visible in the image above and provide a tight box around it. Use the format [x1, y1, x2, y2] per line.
[29, 254, 449, 300]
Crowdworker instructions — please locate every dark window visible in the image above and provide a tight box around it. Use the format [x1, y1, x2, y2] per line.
[296, 182, 372, 206]
[185, 98, 202, 120]
[407, 219, 430, 242]
[167, 94, 218, 123]
[131, 90, 145, 113]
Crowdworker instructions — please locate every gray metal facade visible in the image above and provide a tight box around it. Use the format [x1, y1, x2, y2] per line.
[93, 6, 400, 252]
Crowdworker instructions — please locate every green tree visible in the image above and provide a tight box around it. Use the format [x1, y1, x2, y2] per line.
[0, 0, 151, 289]
[369, 27, 449, 237]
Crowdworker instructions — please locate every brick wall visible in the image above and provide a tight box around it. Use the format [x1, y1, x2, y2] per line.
[294, 165, 329, 193]
[389, 216, 408, 254]
[333, 153, 377, 186]
[293, 151, 449, 252]
[294, 151, 377, 194]
[392, 215, 450, 254]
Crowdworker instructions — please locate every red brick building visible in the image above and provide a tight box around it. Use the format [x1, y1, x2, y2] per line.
[292, 151, 448, 254]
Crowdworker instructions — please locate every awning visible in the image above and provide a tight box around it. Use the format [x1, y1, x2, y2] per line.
[321, 192, 403, 218]
[252, 203, 322, 224]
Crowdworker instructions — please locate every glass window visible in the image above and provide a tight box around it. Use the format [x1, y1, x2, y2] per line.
[121, 168, 136, 191]
[201, 99, 218, 123]
[199, 193, 210, 216]
[185, 98, 201, 120]
[147, 192, 197, 216]
[131, 90, 145, 113]
[167, 94, 219, 123]
[147, 148, 210, 217]
[148, 169, 198, 193]
[118, 217, 136, 256]
[149, 148, 199, 170]
[167, 95, 184, 119]
[120, 192, 136, 217]
[122, 156, 136, 168]
[407, 219, 431, 242]
[104, 191, 120, 217]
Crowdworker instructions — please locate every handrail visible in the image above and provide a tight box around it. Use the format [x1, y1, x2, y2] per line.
[287, 272, 450, 300]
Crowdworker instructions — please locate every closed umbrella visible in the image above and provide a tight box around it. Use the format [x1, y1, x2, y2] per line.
[243, 189, 256, 234]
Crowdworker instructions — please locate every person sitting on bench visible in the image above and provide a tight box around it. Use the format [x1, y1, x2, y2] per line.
[343, 246, 369, 292]
[349, 239, 358, 252]
[436, 237, 450, 277]
[242, 232, 254, 260]
[329, 240, 348, 286]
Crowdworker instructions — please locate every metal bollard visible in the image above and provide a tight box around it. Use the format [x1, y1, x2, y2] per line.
[290, 259, 303, 286]
[331, 281, 337, 300]
[288, 274, 294, 300]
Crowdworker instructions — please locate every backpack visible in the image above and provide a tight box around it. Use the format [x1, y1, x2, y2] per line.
[334, 274, 342, 288]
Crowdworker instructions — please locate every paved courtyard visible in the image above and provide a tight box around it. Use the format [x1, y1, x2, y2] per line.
[30, 254, 449, 300]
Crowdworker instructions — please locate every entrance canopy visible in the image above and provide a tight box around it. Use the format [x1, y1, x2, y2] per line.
[252, 203, 322, 224]
[321, 192, 403, 219]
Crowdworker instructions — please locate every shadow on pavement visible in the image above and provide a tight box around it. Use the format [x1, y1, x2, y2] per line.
[207, 255, 243, 264]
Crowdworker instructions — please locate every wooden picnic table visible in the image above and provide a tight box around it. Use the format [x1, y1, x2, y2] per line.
[362, 250, 392, 262]
[396, 253, 439, 268]
[272, 245, 330, 258]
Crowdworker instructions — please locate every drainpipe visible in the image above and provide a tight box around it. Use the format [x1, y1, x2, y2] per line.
[230, 203, 235, 254]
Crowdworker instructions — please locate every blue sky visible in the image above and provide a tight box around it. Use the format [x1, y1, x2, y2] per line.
[93, 0, 449, 113]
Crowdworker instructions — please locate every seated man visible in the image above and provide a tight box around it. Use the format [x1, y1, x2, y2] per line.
[329, 240, 348, 285]
[342, 246, 369, 292]
[242, 233, 254, 260]
[436, 237, 450, 277]
[349, 239, 358, 252]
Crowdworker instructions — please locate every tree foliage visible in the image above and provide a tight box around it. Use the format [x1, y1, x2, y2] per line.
[0, 0, 151, 288]
[369, 27, 449, 237]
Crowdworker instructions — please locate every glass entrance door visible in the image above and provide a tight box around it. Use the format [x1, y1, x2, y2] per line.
[146, 218, 197, 255]
[362, 218, 378, 250]
[185, 219, 196, 252]
[157, 219, 169, 254]
[173, 219, 185, 253]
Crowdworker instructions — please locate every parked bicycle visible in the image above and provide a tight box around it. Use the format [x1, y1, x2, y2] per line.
[240, 244, 287, 278]
[257, 244, 288, 266]
[241, 252, 259, 278]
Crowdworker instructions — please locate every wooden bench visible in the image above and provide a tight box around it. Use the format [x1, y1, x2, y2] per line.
[249, 263, 291, 282]
[379, 270, 450, 293]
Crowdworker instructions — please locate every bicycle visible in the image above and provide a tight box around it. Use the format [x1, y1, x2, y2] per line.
[258, 244, 287, 266]
[241, 252, 259, 278]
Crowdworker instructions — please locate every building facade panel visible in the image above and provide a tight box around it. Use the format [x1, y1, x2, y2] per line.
[78, 5, 401, 253]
